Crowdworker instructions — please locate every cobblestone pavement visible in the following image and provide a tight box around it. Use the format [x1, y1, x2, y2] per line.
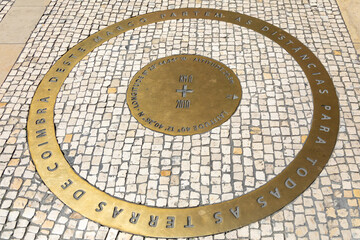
[0, 0, 15, 22]
[0, 0, 360, 239]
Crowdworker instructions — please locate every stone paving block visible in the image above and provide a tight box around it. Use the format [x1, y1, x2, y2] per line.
[0, 7, 45, 44]
[0, 44, 23, 86]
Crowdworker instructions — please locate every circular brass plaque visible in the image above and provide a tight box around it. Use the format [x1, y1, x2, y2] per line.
[27, 8, 339, 238]
[127, 54, 241, 135]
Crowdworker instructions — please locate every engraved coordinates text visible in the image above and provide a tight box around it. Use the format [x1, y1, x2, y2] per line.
[176, 74, 193, 109]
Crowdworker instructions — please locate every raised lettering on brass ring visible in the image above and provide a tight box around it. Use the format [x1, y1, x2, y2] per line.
[27, 9, 339, 238]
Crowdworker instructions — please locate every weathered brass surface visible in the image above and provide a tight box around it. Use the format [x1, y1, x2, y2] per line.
[27, 8, 339, 238]
[127, 54, 241, 135]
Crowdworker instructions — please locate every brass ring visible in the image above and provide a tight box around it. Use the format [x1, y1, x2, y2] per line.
[27, 8, 339, 238]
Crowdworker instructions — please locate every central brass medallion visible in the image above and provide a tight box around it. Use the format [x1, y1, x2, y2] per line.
[127, 55, 242, 135]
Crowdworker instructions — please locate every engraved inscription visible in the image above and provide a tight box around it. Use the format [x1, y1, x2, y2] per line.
[126, 54, 242, 136]
[179, 74, 193, 83]
[176, 100, 190, 109]
[176, 75, 194, 108]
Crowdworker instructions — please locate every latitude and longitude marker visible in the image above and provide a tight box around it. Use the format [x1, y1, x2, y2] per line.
[176, 84, 193, 98]
[126, 54, 242, 135]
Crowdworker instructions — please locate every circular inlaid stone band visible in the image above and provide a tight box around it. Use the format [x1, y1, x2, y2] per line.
[127, 54, 241, 135]
[27, 8, 339, 238]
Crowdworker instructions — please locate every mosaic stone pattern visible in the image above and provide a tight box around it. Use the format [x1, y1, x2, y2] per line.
[54, 18, 312, 208]
[0, 0, 360, 239]
[0, 0, 15, 22]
